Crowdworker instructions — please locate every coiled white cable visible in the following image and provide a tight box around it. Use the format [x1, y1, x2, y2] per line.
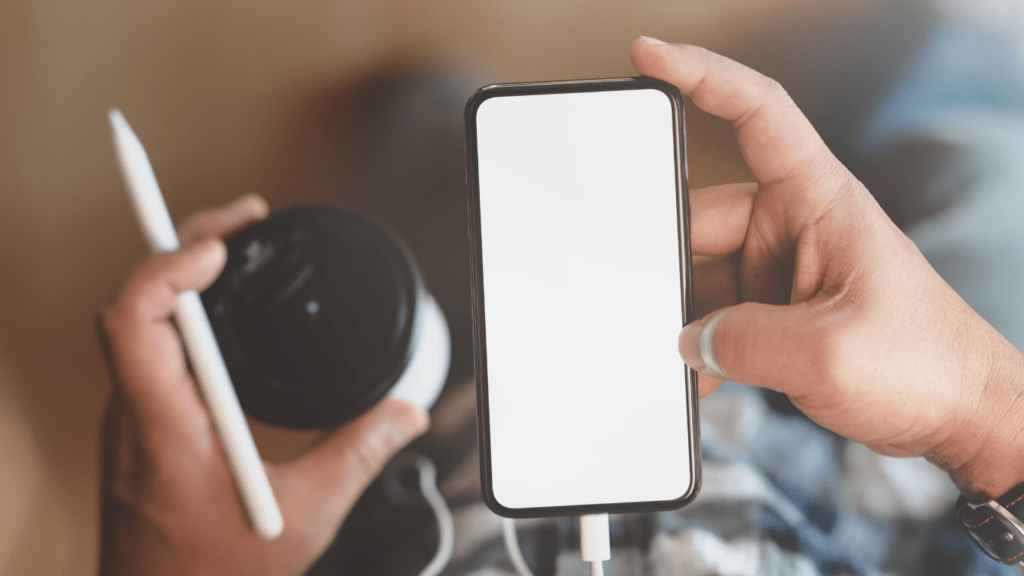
[394, 454, 612, 576]
[383, 454, 455, 576]
[501, 518, 536, 576]
[413, 455, 455, 576]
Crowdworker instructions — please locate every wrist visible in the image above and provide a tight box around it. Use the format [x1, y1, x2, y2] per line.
[932, 338, 1024, 501]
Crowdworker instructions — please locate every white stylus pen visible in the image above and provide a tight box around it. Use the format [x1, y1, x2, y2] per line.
[108, 108, 284, 540]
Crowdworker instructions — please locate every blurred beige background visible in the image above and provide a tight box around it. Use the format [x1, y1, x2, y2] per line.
[0, 0, 884, 573]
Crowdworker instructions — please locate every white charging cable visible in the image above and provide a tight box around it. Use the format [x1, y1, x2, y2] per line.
[405, 456, 611, 576]
[398, 459, 615, 576]
[401, 455, 454, 576]
[502, 514, 611, 576]
[502, 518, 537, 576]
[580, 513, 610, 576]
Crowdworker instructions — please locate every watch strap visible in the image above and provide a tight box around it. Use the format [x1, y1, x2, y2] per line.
[957, 481, 1024, 565]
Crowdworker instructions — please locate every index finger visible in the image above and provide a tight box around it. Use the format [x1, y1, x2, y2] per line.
[630, 38, 840, 192]
[178, 193, 270, 246]
[99, 240, 227, 440]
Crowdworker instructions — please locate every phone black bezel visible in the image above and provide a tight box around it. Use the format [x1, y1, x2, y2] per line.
[464, 76, 701, 518]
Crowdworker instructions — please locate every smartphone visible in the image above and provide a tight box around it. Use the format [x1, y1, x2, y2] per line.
[465, 77, 700, 518]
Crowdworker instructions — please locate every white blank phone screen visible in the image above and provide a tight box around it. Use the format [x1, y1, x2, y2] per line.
[475, 88, 691, 510]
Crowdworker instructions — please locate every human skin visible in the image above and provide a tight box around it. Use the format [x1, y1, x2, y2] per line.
[630, 37, 1024, 501]
[97, 194, 429, 576]
[95, 40, 1024, 575]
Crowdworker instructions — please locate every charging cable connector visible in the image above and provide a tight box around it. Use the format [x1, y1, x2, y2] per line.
[580, 513, 610, 576]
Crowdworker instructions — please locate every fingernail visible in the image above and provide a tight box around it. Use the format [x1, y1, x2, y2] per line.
[641, 36, 668, 46]
[678, 314, 727, 379]
[678, 320, 705, 371]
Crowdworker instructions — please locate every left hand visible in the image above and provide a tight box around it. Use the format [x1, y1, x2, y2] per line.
[97, 195, 429, 576]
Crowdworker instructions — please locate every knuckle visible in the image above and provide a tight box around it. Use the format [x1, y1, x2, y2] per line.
[765, 77, 788, 99]
[763, 77, 793, 111]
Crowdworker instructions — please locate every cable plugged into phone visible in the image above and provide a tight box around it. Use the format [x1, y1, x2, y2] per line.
[580, 513, 611, 576]
[502, 514, 611, 576]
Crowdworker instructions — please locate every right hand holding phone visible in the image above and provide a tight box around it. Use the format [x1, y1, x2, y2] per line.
[630, 37, 1024, 500]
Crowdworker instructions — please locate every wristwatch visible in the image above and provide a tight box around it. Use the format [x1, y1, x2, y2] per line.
[957, 481, 1024, 573]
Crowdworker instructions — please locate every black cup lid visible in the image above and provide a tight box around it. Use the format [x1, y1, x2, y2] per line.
[202, 204, 422, 428]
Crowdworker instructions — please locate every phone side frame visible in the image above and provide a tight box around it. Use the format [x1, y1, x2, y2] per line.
[464, 77, 702, 518]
